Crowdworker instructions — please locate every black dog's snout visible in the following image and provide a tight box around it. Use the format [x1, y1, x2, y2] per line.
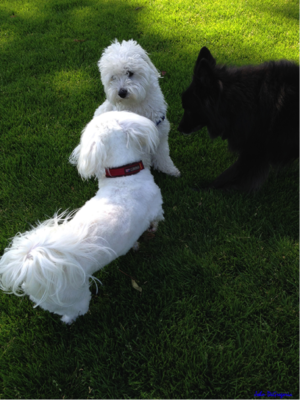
[118, 88, 128, 98]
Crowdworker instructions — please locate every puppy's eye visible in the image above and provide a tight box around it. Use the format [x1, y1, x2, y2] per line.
[127, 71, 134, 78]
[111, 76, 116, 81]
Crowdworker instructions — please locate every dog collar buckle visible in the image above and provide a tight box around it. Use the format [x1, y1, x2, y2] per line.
[105, 161, 145, 178]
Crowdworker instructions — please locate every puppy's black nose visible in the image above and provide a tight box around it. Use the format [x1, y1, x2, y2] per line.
[118, 88, 128, 98]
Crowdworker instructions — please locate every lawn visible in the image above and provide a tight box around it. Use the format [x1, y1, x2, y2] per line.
[0, 0, 299, 398]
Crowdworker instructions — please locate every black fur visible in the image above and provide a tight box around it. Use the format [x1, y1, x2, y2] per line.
[178, 47, 299, 191]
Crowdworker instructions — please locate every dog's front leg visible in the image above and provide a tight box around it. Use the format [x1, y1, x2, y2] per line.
[151, 124, 180, 177]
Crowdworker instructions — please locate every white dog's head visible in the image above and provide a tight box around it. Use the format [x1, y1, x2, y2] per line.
[70, 111, 160, 180]
[98, 39, 161, 107]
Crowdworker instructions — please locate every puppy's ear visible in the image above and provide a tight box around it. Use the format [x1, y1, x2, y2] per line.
[194, 58, 216, 88]
[195, 47, 216, 69]
[140, 52, 161, 78]
[118, 118, 160, 154]
[69, 122, 106, 180]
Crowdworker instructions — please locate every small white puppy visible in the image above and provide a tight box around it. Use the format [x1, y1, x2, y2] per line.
[0, 112, 164, 324]
[92, 39, 180, 177]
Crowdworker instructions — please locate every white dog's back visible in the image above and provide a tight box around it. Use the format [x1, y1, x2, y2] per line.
[72, 169, 164, 271]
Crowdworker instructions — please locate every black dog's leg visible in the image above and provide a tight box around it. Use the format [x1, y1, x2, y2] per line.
[210, 153, 270, 192]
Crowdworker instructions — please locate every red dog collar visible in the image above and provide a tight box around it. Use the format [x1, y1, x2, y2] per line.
[105, 161, 144, 178]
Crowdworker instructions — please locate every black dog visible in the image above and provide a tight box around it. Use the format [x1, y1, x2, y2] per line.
[178, 47, 299, 191]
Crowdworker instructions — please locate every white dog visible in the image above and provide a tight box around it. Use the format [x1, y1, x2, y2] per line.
[92, 39, 180, 177]
[0, 112, 164, 324]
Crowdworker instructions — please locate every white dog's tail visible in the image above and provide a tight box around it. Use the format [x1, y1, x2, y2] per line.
[0, 211, 113, 306]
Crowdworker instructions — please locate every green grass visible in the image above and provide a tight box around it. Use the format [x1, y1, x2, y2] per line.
[0, 0, 299, 398]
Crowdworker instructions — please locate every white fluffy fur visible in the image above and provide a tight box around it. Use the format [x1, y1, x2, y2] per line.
[0, 112, 164, 324]
[93, 39, 180, 177]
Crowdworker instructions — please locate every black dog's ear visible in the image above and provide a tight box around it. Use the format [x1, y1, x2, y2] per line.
[194, 58, 216, 87]
[195, 47, 216, 69]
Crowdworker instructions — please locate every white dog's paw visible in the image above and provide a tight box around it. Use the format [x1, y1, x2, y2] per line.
[61, 315, 75, 324]
[148, 221, 159, 233]
[164, 166, 180, 177]
[152, 157, 181, 177]
[171, 167, 181, 177]
[132, 241, 140, 251]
